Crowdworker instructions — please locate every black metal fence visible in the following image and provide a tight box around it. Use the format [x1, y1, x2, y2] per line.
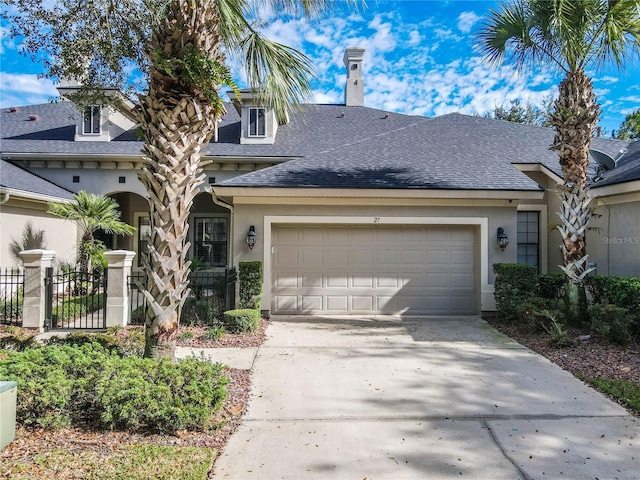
[44, 268, 107, 331]
[128, 267, 237, 326]
[0, 267, 24, 326]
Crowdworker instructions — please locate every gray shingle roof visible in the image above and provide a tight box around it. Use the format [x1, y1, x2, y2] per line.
[1, 101, 635, 191]
[0, 159, 75, 200]
[592, 139, 640, 188]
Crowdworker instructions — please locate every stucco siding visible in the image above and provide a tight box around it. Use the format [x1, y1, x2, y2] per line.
[589, 198, 640, 277]
[0, 202, 79, 267]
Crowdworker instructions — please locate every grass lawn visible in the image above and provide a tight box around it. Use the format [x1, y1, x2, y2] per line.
[4, 443, 214, 480]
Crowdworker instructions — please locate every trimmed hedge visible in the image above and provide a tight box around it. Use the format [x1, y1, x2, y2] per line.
[493, 263, 538, 321]
[536, 273, 566, 300]
[589, 303, 633, 345]
[239, 261, 263, 310]
[586, 276, 640, 313]
[222, 308, 260, 333]
[0, 343, 228, 433]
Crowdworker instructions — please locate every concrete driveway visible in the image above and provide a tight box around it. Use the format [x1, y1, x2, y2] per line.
[214, 316, 640, 479]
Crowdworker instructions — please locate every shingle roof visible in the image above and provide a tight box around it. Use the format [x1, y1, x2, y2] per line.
[591, 139, 640, 188]
[0, 159, 75, 200]
[1, 101, 634, 191]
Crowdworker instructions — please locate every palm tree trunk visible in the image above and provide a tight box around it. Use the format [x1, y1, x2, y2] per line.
[138, 0, 222, 359]
[549, 68, 599, 325]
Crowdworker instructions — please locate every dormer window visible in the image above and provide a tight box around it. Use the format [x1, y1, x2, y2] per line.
[249, 107, 266, 137]
[83, 106, 101, 134]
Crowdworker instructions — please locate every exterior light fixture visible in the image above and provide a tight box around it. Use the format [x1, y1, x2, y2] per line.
[497, 227, 509, 251]
[246, 225, 256, 250]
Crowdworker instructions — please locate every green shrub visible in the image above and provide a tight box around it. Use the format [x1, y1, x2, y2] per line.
[45, 327, 145, 358]
[586, 276, 640, 312]
[51, 293, 105, 322]
[204, 326, 225, 341]
[0, 327, 38, 351]
[493, 263, 538, 321]
[239, 261, 263, 310]
[514, 297, 563, 330]
[182, 297, 224, 326]
[95, 357, 228, 433]
[130, 305, 145, 325]
[0, 343, 115, 428]
[588, 304, 633, 345]
[222, 308, 260, 333]
[0, 344, 228, 434]
[536, 273, 566, 300]
[0, 286, 23, 320]
[179, 330, 195, 341]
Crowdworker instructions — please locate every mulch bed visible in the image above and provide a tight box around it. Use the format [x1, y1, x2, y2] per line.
[177, 318, 269, 348]
[486, 318, 640, 416]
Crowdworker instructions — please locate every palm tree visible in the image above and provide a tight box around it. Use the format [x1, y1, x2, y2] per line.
[134, 0, 330, 359]
[478, 0, 640, 321]
[5, 0, 338, 358]
[48, 191, 136, 273]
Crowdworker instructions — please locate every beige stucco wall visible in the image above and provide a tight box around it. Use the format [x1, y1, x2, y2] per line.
[228, 199, 520, 313]
[588, 196, 640, 277]
[0, 200, 79, 267]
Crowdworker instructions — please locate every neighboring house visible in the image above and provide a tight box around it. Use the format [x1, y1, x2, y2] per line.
[1, 48, 638, 316]
[0, 159, 79, 267]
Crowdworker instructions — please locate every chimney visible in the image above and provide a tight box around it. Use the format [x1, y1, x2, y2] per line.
[343, 47, 365, 107]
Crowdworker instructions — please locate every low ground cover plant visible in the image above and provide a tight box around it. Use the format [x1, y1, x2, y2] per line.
[0, 341, 228, 433]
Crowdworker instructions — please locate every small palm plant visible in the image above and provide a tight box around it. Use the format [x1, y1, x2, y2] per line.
[48, 191, 136, 274]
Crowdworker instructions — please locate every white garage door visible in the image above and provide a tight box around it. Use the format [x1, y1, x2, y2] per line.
[271, 224, 477, 315]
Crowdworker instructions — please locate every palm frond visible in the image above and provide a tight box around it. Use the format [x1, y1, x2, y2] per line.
[242, 32, 315, 122]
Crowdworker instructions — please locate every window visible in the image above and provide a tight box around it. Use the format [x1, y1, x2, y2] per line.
[83, 106, 101, 134]
[194, 218, 228, 267]
[248, 107, 266, 137]
[138, 216, 152, 267]
[517, 211, 539, 269]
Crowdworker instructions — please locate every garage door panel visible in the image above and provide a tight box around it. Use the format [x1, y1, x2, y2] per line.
[352, 296, 374, 311]
[301, 296, 323, 311]
[402, 249, 425, 264]
[451, 273, 474, 288]
[326, 249, 349, 266]
[301, 272, 322, 287]
[353, 274, 374, 288]
[275, 272, 298, 288]
[272, 225, 477, 315]
[301, 249, 323, 266]
[376, 249, 400, 264]
[276, 295, 299, 311]
[351, 249, 374, 265]
[377, 274, 399, 288]
[327, 273, 348, 288]
[327, 296, 348, 311]
[325, 228, 349, 244]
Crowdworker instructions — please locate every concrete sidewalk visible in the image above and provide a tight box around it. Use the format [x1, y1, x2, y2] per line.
[213, 316, 640, 480]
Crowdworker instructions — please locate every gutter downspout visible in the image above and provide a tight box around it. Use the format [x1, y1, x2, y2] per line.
[206, 186, 234, 266]
[0, 192, 10, 204]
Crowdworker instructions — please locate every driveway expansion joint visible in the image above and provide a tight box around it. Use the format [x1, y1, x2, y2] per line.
[482, 418, 530, 480]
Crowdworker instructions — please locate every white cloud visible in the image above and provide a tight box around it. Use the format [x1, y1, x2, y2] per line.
[597, 75, 619, 84]
[408, 30, 421, 46]
[0, 73, 58, 108]
[457, 11, 481, 34]
[621, 95, 640, 103]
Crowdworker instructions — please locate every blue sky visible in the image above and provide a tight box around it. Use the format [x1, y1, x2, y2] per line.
[1, 0, 639, 134]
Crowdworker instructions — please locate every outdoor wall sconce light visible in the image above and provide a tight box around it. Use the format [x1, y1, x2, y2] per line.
[246, 225, 256, 250]
[497, 227, 509, 251]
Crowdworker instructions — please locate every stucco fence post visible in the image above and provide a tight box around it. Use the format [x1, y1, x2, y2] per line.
[18, 249, 56, 332]
[104, 251, 136, 328]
